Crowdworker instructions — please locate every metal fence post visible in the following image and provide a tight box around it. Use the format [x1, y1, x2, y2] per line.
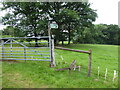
[10, 39, 12, 57]
[2, 40, 4, 60]
[24, 47, 26, 62]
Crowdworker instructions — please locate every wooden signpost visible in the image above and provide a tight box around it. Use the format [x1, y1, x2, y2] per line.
[48, 21, 58, 67]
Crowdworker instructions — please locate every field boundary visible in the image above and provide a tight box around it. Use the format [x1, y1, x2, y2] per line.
[55, 46, 92, 77]
[0, 37, 55, 67]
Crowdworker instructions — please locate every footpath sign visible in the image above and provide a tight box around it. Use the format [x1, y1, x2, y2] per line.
[50, 23, 58, 29]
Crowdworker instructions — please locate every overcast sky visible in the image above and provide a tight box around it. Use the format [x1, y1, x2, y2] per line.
[0, 0, 119, 30]
[89, 0, 119, 25]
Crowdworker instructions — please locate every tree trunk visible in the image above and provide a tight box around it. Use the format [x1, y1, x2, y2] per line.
[56, 22, 61, 45]
[35, 38, 38, 47]
[32, 23, 39, 47]
[54, 39, 57, 45]
[34, 32, 38, 47]
[68, 33, 71, 44]
[54, 39, 59, 45]
[62, 40, 64, 45]
[68, 24, 71, 45]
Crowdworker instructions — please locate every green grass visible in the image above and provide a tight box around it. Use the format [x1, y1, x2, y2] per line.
[2, 44, 118, 88]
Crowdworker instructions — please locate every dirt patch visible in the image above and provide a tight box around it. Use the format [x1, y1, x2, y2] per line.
[3, 72, 49, 88]
[4, 72, 34, 88]
[0, 59, 20, 63]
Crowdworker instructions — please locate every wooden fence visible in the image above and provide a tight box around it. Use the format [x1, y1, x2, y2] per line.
[55, 47, 92, 77]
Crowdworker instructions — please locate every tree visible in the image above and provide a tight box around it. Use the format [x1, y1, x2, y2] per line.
[104, 24, 120, 45]
[43, 2, 97, 44]
[2, 2, 48, 46]
[2, 2, 97, 45]
[93, 24, 120, 45]
[64, 2, 97, 44]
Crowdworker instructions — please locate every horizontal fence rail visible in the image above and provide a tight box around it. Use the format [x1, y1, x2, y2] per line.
[0, 53, 50, 55]
[0, 47, 50, 48]
[1, 56, 50, 58]
[2, 42, 49, 44]
[0, 36, 49, 39]
[1, 58, 51, 61]
[55, 47, 91, 54]
[2, 51, 50, 52]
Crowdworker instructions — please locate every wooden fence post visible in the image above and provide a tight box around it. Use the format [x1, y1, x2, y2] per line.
[88, 49, 92, 77]
[50, 39, 55, 67]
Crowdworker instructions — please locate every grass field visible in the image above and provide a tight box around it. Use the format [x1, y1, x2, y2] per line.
[2, 44, 118, 88]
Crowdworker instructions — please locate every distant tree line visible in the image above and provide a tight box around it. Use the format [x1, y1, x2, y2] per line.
[2, 24, 120, 45]
[72, 24, 120, 45]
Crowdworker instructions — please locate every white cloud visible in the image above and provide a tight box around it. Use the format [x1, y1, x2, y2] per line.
[89, 0, 119, 25]
[0, 3, 8, 30]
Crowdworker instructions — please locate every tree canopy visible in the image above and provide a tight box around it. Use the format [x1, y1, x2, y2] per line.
[1, 2, 97, 45]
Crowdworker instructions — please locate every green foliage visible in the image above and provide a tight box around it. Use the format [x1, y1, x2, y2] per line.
[1, 2, 97, 45]
[93, 24, 120, 45]
[2, 26, 25, 37]
[72, 24, 120, 45]
[2, 26, 14, 36]
[2, 2, 48, 37]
